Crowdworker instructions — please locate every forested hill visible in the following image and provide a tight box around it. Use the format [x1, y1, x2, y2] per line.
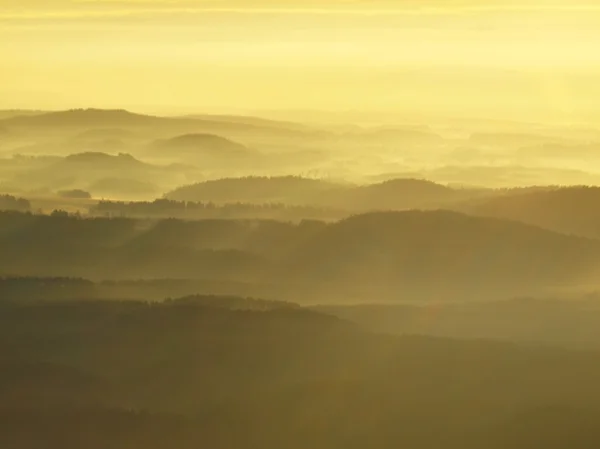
[2, 298, 600, 449]
[463, 186, 600, 239]
[0, 210, 598, 302]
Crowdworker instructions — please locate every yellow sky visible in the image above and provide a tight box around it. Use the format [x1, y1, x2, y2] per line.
[2, 0, 600, 120]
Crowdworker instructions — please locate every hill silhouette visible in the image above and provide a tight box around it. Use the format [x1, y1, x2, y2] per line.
[64, 151, 145, 168]
[282, 210, 600, 300]
[5, 152, 189, 199]
[92, 177, 487, 217]
[330, 178, 478, 211]
[91, 198, 347, 221]
[0, 108, 163, 128]
[1, 210, 599, 302]
[148, 133, 251, 160]
[316, 296, 600, 349]
[0, 195, 30, 212]
[166, 176, 345, 204]
[3, 299, 600, 448]
[463, 186, 600, 239]
[58, 189, 92, 199]
[0, 109, 327, 143]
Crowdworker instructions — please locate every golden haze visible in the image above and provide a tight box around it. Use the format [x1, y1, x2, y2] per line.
[1, 0, 600, 121]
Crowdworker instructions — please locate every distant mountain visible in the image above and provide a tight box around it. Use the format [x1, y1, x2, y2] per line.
[282, 210, 600, 301]
[0, 109, 164, 128]
[166, 176, 345, 204]
[3, 137, 134, 157]
[463, 186, 600, 239]
[148, 133, 251, 161]
[4, 152, 184, 198]
[0, 109, 328, 142]
[165, 177, 485, 213]
[330, 178, 477, 211]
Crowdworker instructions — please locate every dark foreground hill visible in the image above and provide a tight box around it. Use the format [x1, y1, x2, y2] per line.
[2, 299, 600, 449]
[0, 210, 599, 302]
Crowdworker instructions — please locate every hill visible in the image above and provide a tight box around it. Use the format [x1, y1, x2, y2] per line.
[1, 210, 599, 302]
[330, 178, 479, 211]
[166, 176, 345, 204]
[4, 152, 189, 199]
[344, 126, 444, 146]
[0, 109, 328, 143]
[282, 210, 600, 301]
[3, 299, 600, 448]
[0, 195, 30, 212]
[90, 198, 347, 221]
[316, 296, 600, 349]
[0, 108, 164, 128]
[463, 186, 600, 239]
[148, 133, 251, 161]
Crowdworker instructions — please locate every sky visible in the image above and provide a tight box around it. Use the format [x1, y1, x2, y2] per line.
[2, 0, 600, 120]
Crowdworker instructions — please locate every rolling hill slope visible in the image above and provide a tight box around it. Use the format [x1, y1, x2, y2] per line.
[463, 186, 600, 239]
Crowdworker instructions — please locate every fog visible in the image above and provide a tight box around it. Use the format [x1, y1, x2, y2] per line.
[3, 2, 600, 449]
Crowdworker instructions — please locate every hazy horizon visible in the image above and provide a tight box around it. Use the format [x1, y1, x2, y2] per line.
[3, 0, 600, 123]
